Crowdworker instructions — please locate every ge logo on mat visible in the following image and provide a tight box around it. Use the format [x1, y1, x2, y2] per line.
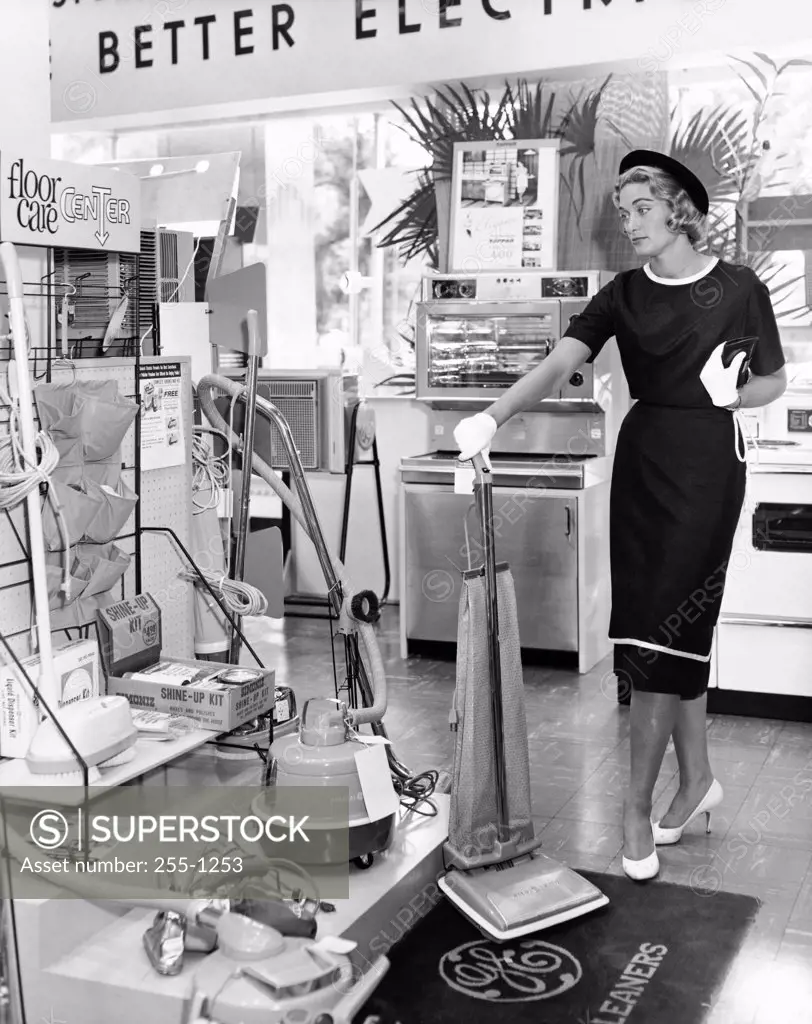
[440, 939, 581, 1002]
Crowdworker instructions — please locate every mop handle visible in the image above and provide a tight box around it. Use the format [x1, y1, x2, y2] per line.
[471, 452, 509, 835]
[230, 308, 264, 662]
[0, 242, 58, 709]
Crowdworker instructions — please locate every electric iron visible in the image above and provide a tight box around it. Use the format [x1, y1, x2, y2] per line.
[135, 898, 384, 1024]
[438, 453, 609, 941]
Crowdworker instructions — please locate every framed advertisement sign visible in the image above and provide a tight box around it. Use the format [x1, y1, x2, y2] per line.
[448, 139, 559, 273]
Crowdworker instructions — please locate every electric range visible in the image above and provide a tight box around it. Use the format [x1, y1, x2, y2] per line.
[399, 451, 611, 490]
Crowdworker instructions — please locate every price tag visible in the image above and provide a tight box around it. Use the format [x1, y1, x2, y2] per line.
[454, 466, 475, 494]
[274, 695, 290, 722]
[355, 744, 399, 822]
[217, 488, 233, 519]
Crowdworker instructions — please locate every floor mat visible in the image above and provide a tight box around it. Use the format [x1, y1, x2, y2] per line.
[359, 871, 760, 1024]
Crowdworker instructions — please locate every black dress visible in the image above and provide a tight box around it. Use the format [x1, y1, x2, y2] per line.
[567, 258, 786, 700]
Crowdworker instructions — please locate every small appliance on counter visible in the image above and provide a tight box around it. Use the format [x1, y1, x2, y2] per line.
[712, 381, 812, 715]
[401, 270, 629, 673]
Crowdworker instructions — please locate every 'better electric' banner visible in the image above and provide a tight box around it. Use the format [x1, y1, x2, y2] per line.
[45, 0, 785, 124]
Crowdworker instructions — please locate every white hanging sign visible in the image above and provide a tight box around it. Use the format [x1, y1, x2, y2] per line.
[0, 153, 141, 252]
[46, 0, 790, 125]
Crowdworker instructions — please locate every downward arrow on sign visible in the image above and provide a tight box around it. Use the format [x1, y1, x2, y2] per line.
[95, 231, 109, 246]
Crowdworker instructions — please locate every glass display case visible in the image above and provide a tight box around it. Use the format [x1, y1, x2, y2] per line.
[414, 271, 615, 404]
[416, 300, 563, 400]
[424, 309, 559, 390]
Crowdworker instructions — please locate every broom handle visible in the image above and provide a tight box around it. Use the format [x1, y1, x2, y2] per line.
[471, 453, 508, 837]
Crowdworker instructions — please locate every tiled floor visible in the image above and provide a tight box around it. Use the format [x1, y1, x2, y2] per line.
[244, 609, 812, 1024]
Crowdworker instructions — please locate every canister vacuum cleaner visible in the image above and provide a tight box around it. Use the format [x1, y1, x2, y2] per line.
[438, 453, 609, 940]
[196, 375, 410, 870]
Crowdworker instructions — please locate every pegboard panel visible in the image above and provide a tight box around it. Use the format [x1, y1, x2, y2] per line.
[0, 356, 194, 663]
[136, 356, 195, 661]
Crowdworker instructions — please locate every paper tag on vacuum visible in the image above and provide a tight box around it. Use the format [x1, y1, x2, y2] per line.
[355, 745, 399, 822]
[454, 467, 475, 494]
[354, 732, 390, 745]
[217, 488, 233, 519]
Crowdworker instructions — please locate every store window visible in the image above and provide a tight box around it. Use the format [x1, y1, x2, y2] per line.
[670, 65, 812, 332]
[52, 110, 430, 388]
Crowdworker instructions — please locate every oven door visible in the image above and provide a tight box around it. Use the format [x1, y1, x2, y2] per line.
[401, 480, 578, 651]
[753, 502, 812, 552]
[415, 300, 561, 402]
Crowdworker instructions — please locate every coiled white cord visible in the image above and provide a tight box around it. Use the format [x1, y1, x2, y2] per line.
[0, 381, 72, 595]
[191, 430, 230, 514]
[177, 567, 268, 617]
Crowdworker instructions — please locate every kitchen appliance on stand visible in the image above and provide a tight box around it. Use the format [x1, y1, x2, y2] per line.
[711, 376, 812, 717]
[400, 270, 629, 673]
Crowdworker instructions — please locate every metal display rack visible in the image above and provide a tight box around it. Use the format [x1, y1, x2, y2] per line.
[0, 238, 199, 1024]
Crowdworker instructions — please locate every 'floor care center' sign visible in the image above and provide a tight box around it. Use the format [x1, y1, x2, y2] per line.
[0, 154, 141, 252]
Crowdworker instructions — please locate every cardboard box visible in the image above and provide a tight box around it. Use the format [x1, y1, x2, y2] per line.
[98, 595, 274, 733]
[0, 639, 102, 759]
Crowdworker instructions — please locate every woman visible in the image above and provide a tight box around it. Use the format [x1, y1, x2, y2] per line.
[454, 150, 788, 880]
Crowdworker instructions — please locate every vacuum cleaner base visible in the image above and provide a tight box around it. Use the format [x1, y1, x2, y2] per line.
[438, 850, 609, 942]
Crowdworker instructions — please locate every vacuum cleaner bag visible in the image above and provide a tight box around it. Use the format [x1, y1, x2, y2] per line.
[448, 562, 533, 860]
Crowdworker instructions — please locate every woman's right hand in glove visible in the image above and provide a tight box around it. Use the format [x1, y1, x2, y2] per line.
[453, 412, 497, 468]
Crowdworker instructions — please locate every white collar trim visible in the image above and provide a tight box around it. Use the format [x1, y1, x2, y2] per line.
[643, 256, 719, 285]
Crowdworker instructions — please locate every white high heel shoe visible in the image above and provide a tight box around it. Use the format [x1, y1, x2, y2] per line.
[622, 825, 659, 882]
[652, 778, 723, 846]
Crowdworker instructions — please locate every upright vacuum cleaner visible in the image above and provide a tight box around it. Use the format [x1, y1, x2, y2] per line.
[438, 453, 609, 941]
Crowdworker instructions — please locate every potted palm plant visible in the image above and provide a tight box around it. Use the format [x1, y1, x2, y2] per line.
[371, 77, 613, 269]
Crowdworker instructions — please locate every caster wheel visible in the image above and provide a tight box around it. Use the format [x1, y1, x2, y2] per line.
[353, 854, 374, 870]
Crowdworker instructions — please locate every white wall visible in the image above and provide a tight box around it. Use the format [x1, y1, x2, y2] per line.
[0, 0, 52, 343]
[0, 0, 50, 155]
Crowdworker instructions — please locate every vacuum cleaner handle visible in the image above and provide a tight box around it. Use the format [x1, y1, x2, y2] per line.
[471, 451, 490, 482]
[470, 451, 497, 600]
[470, 452, 509, 833]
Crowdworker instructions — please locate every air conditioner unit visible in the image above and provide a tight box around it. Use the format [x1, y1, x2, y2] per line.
[52, 228, 194, 358]
[156, 228, 195, 304]
[221, 368, 360, 474]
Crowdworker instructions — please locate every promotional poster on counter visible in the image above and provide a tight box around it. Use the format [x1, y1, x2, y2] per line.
[448, 139, 559, 273]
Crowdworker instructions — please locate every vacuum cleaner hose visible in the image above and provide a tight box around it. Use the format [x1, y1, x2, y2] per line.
[351, 590, 380, 624]
[196, 377, 398, 745]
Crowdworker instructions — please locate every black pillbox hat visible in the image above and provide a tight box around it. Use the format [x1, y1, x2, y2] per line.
[618, 150, 710, 215]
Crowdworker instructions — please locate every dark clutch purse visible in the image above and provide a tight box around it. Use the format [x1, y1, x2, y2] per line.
[722, 336, 757, 388]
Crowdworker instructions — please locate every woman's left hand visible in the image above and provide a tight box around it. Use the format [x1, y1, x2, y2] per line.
[700, 343, 747, 408]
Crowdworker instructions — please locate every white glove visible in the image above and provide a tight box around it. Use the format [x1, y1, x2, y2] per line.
[699, 343, 747, 408]
[453, 412, 497, 467]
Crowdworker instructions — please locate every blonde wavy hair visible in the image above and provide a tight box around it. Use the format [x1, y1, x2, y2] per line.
[613, 166, 707, 246]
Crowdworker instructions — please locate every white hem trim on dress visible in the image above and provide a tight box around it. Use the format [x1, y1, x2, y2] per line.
[643, 256, 719, 286]
[609, 637, 712, 663]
